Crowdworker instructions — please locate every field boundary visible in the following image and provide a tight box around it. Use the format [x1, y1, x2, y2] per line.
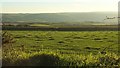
[2, 25, 119, 31]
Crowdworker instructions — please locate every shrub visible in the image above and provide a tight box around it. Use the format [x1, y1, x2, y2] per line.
[28, 54, 60, 66]
[2, 31, 15, 45]
[13, 53, 60, 66]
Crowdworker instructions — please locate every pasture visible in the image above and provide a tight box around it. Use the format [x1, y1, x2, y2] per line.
[5, 31, 118, 54]
[2, 30, 119, 67]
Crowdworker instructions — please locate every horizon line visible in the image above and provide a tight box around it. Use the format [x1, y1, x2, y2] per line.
[0, 11, 118, 14]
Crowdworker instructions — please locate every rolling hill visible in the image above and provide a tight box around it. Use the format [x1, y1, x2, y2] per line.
[2, 12, 118, 25]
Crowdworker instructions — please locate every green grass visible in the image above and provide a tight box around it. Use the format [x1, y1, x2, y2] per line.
[3, 49, 120, 67]
[2, 30, 119, 67]
[8, 31, 118, 54]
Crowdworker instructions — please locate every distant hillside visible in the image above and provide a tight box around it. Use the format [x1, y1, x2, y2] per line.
[2, 12, 118, 25]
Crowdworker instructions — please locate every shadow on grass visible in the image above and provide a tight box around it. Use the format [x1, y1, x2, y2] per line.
[15, 54, 60, 66]
[2, 53, 120, 67]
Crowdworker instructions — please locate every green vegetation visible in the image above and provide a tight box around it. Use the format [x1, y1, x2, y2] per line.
[2, 12, 119, 67]
[3, 50, 120, 67]
[2, 31, 15, 45]
[2, 31, 119, 67]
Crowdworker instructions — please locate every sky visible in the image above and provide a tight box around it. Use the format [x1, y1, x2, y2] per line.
[0, 0, 120, 13]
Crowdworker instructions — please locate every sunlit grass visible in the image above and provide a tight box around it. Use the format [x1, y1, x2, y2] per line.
[2, 31, 119, 67]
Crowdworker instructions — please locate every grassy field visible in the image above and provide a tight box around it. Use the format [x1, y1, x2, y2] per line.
[2, 30, 120, 67]
[7, 31, 118, 54]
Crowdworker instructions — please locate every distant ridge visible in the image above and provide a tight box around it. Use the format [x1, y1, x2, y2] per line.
[2, 12, 117, 25]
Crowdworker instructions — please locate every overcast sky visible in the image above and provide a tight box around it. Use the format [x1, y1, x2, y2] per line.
[0, 0, 120, 13]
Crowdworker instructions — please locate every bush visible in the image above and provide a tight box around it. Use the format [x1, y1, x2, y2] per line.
[2, 31, 15, 45]
[10, 53, 60, 66]
[28, 54, 60, 66]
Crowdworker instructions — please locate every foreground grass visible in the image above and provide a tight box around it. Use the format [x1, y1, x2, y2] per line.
[3, 48, 120, 67]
